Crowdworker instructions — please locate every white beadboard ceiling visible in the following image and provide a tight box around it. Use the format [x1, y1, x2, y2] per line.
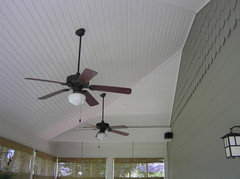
[52, 51, 180, 142]
[0, 0, 207, 143]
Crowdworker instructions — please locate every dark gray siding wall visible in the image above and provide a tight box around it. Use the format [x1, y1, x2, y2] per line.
[168, 1, 240, 178]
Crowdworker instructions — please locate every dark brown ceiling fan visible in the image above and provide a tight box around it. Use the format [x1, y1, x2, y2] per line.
[80, 93, 129, 140]
[25, 28, 132, 106]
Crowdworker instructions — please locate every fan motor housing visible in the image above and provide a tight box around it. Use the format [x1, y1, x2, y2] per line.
[97, 122, 109, 132]
[66, 74, 79, 84]
[66, 74, 89, 90]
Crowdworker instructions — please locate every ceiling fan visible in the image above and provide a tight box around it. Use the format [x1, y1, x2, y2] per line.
[25, 28, 132, 106]
[81, 93, 130, 140]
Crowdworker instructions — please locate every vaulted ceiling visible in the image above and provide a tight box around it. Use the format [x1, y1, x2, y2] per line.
[0, 0, 209, 146]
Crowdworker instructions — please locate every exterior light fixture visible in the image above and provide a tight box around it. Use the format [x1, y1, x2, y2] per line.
[221, 126, 240, 158]
[68, 92, 86, 106]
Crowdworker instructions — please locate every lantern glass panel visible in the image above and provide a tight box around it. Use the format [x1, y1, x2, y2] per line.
[236, 136, 240, 145]
[231, 146, 240, 157]
[224, 138, 229, 147]
[226, 147, 230, 157]
[229, 136, 236, 145]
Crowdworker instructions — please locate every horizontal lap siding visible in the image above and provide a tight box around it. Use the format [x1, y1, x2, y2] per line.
[168, 0, 240, 179]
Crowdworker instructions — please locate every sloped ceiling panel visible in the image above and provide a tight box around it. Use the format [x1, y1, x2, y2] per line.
[0, 0, 196, 141]
[52, 51, 180, 142]
[156, 0, 210, 12]
[105, 51, 182, 124]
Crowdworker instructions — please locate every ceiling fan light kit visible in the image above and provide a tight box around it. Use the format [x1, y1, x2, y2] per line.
[68, 92, 86, 106]
[97, 132, 107, 140]
[25, 28, 132, 107]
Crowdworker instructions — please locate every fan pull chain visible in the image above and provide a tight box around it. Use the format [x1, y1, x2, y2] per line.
[98, 140, 101, 148]
[81, 141, 83, 158]
[132, 142, 134, 158]
[79, 105, 82, 123]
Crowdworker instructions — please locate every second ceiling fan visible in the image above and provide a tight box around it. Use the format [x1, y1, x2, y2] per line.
[25, 28, 132, 106]
[81, 93, 129, 140]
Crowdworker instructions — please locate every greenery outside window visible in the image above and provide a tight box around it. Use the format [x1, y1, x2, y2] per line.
[114, 158, 164, 178]
[0, 137, 33, 178]
[34, 150, 56, 178]
[57, 158, 107, 178]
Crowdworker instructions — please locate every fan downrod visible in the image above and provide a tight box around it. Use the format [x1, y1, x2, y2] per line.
[76, 28, 85, 74]
[100, 93, 106, 122]
[75, 28, 85, 37]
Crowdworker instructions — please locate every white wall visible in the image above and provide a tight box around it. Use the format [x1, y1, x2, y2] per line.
[168, 0, 240, 178]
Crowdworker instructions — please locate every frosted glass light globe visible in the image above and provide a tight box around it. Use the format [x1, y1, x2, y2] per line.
[68, 93, 86, 106]
[97, 132, 107, 140]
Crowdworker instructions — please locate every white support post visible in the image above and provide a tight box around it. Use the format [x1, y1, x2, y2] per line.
[29, 149, 36, 179]
[54, 157, 58, 179]
[164, 154, 168, 179]
[107, 157, 113, 179]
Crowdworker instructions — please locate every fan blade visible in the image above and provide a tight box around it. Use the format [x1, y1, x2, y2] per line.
[72, 128, 96, 131]
[89, 85, 132, 94]
[84, 123, 97, 128]
[25, 78, 66, 85]
[81, 124, 98, 129]
[109, 125, 128, 129]
[82, 90, 99, 106]
[81, 126, 97, 129]
[125, 126, 168, 129]
[82, 128, 98, 130]
[38, 89, 71, 100]
[110, 129, 129, 136]
[77, 68, 98, 83]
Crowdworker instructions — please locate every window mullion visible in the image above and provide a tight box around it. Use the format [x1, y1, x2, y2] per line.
[146, 163, 148, 178]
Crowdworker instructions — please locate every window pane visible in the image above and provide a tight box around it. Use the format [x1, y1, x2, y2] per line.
[92, 162, 106, 177]
[148, 162, 164, 177]
[46, 160, 55, 176]
[231, 146, 240, 157]
[132, 163, 147, 177]
[0, 146, 6, 169]
[34, 151, 56, 177]
[58, 159, 107, 178]
[226, 147, 231, 157]
[8, 149, 20, 172]
[34, 157, 42, 175]
[114, 158, 164, 178]
[75, 162, 91, 177]
[0, 145, 31, 175]
[114, 162, 130, 177]
[19, 152, 31, 173]
[229, 136, 236, 145]
[224, 138, 228, 147]
[236, 136, 240, 145]
[58, 162, 74, 177]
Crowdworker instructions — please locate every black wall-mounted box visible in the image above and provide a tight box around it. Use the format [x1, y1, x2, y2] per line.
[164, 132, 173, 139]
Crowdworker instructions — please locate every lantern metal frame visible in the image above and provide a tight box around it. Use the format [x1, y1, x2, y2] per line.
[221, 126, 240, 159]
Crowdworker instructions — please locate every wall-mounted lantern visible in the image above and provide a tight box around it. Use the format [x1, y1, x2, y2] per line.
[221, 126, 240, 158]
